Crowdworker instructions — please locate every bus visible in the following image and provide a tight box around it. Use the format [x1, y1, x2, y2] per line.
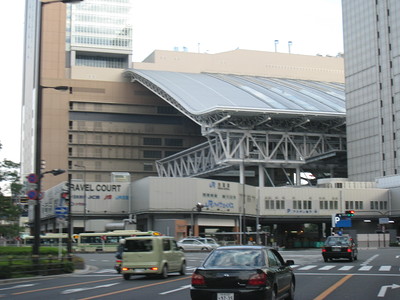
[22, 233, 73, 247]
[76, 230, 162, 252]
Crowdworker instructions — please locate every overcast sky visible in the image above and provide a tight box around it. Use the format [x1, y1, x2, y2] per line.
[0, 0, 343, 164]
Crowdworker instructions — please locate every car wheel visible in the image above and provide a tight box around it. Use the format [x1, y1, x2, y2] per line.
[179, 261, 186, 275]
[161, 264, 168, 279]
[123, 274, 131, 280]
[323, 257, 328, 262]
[349, 253, 354, 262]
[285, 280, 295, 300]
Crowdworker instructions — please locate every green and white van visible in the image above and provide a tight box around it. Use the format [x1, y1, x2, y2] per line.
[120, 236, 186, 280]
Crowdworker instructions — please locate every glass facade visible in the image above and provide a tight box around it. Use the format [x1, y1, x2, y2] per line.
[66, 0, 132, 68]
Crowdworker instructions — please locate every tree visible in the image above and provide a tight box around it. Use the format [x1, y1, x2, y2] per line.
[0, 141, 23, 239]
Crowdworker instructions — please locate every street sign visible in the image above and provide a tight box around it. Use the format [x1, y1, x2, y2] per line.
[332, 213, 352, 228]
[27, 173, 38, 184]
[55, 206, 69, 216]
[27, 190, 38, 200]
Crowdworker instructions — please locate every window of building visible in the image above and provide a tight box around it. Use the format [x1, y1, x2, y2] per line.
[303, 201, 312, 209]
[143, 163, 153, 171]
[143, 150, 162, 159]
[345, 201, 354, 210]
[335, 183, 343, 188]
[293, 200, 302, 210]
[276, 200, 285, 210]
[320, 201, 328, 210]
[165, 138, 183, 147]
[143, 137, 162, 146]
[355, 201, 364, 210]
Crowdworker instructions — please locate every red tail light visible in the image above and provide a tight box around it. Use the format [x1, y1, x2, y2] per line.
[347, 248, 352, 253]
[191, 273, 206, 286]
[248, 272, 267, 286]
[322, 248, 326, 253]
[116, 260, 122, 263]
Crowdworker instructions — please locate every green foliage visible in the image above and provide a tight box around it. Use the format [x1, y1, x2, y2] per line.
[0, 143, 23, 239]
[0, 246, 66, 256]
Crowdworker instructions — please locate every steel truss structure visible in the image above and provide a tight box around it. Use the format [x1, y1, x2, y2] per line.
[156, 128, 346, 186]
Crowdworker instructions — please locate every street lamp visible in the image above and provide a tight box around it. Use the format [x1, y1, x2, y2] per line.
[74, 164, 87, 232]
[32, 0, 84, 257]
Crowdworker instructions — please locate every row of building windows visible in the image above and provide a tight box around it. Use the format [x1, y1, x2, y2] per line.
[76, 55, 126, 68]
[73, 36, 131, 49]
[143, 137, 183, 147]
[74, 25, 131, 37]
[264, 199, 386, 211]
[76, 3, 131, 14]
[74, 14, 129, 25]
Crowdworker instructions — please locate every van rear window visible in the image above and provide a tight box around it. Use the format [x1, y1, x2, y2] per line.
[124, 239, 153, 252]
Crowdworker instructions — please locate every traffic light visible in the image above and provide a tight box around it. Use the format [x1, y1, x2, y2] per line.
[345, 210, 355, 217]
[196, 203, 204, 212]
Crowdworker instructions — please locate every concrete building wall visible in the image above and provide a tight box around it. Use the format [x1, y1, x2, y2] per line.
[343, 0, 400, 181]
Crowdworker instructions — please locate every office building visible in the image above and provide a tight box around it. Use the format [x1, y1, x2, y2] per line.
[342, 0, 400, 181]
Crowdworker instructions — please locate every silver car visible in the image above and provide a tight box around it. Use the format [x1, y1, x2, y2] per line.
[177, 238, 218, 251]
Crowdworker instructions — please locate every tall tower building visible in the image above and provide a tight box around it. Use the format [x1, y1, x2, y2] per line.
[21, 0, 204, 190]
[342, 0, 400, 181]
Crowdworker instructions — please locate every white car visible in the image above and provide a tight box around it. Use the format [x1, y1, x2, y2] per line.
[177, 238, 218, 251]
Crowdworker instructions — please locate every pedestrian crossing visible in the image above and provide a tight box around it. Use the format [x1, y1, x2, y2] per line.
[292, 264, 399, 272]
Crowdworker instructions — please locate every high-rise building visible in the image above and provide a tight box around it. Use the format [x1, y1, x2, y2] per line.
[21, 0, 204, 190]
[342, 0, 400, 181]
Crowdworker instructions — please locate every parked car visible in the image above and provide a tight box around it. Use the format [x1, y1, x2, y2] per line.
[177, 238, 216, 251]
[322, 234, 358, 262]
[120, 236, 186, 279]
[191, 245, 295, 300]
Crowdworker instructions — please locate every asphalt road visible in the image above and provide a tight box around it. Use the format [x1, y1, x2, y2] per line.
[1, 248, 399, 299]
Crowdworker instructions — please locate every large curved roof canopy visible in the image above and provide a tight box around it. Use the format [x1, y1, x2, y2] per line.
[124, 69, 345, 132]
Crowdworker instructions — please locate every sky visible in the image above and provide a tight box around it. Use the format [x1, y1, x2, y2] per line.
[0, 0, 343, 165]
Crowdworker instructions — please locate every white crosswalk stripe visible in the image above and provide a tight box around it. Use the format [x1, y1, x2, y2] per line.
[319, 266, 335, 270]
[338, 266, 354, 271]
[298, 265, 317, 270]
[379, 266, 391, 271]
[359, 266, 373, 271]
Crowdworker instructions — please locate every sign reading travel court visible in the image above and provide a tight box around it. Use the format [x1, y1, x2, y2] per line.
[70, 183, 123, 192]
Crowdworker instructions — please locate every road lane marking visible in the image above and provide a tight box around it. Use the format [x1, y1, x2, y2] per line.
[78, 276, 191, 300]
[319, 266, 335, 271]
[379, 266, 391, 271]
[159, 284, 191, 295]
[313, 274, 353, 300]
[359, 266, 372, 271]
[12, 277, 119, 295]
[361, 254, 379, 266]
[338, 266, 354, 271]
[298, 265, 317, 270]
[378, 284, 400, 297]
[0, 284, 36, 291]
[62, 283, 119, 294]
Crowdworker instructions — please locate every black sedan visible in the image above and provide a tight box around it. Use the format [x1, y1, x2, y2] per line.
[190, 245, 295, 300]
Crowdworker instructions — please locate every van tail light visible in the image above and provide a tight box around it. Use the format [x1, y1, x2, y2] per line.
[248, 272, 267, 286]
[150, 267, 158, 271]
[122, 267, 129, 271]
[191, 273, 206, 286]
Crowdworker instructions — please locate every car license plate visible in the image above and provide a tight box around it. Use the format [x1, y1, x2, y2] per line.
[217, 293, 234, 300]
[332, 247, 340, 251]
[133, 269, 145, 273]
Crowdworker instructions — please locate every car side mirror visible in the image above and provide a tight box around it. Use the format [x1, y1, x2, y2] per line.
[285, 260, 295, 266]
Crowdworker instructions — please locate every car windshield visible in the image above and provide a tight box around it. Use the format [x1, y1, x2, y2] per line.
[203, 249, 264, 268]
[325, 236, 350, 246]
[124, 239, 153, 252]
